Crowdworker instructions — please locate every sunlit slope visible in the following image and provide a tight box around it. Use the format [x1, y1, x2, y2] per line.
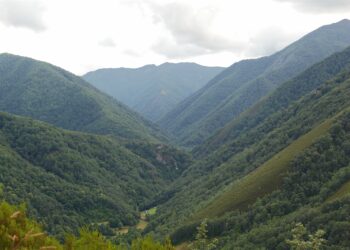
[194, 114, 337, 219]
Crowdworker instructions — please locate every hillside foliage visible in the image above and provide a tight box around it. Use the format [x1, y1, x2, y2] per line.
[0, 53, 164, 142]
[147, 49, 350, 249]
[0, 112, 190, 239]
[159, 19, 350, 147]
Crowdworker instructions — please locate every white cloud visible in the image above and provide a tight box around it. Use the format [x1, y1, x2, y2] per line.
[247, 27, 297, 57]
[152, 38, 209, 59]
[145, 1, 245, 58]
[0, 0, 349, 74]
[0, 0, 46, 32]
[274, 0, 350, 13]
[99, 38, 116, 47]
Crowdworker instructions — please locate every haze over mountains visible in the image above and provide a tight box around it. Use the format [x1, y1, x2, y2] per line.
[1, 18, 350, 249]
[83, 63, 223, 121]
[159, 19, 350, 147]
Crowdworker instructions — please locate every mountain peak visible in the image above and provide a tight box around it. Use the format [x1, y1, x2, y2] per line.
[337, 18, 350, 24]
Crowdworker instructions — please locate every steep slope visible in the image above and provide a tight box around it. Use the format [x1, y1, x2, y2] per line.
[148, 54, 350, 242]
[194, 46, 350, 157]
[159, 19, 350, 147]
[211, 110, 350, 249]
[0, 53, 164, 142]
[83, 63, 223, 121]
[194, 114, 336, 219]
[171, 110, 350, 248]
[0, 112, 190, 238]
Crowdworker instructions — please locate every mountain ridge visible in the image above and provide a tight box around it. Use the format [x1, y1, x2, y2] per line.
[0, 53, 165, 142]
[159, 19, 350, 147]
[83, 62, 224, 121]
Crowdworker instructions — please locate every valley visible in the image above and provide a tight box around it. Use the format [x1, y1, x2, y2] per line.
[1, 15, 350, 250]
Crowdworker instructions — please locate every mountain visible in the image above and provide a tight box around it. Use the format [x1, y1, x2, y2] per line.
[159, 19, 350, 147]
[0, 112, 191, 238]
[0, 53, 164, 142]
[83, 63, 223, 121]
[147, 47, 350, 249]
[194, 46, 350, 158]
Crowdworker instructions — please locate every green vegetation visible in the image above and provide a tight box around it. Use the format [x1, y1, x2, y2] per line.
[146, 207, 157, 216]
[0, 196, 175, 249]
[0, 112, 190, 239]
[189, 219, 217, 250]
[195, 45, 350, 157]
[147, 46, 350, 249]
[169, 111, 350, 248]
[159, 19, 350, 147]
[2, 18, 350, 250]
[0, 199, 61, 249]
[0, 53, 164, 142]
[83, 63, 223, 121]
[286, 223, 326, 250]
[327, 179, 350, 202]
[194, 115, 335, 219]
[150, 67, 350, 238]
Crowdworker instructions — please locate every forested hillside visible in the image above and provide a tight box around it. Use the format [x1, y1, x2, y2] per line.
[0, 196, 175, 249]
[147, 49, 350, 248]
[159, 19, 350, 147]
[194, 46, 350, 157]
[83, 63, 223, 121]
[1, 12, 350, 250]
[0, 112, 190, 238]
[0, 53, 164, 142]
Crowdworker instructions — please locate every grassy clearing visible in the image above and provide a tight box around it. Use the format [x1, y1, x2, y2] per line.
[116, 207, 157, 234]
[116, 227, 129, 234]
[175, 242, 190, 250]
[193, 116, 335, 220]
[136, 219, 148, 230]
[327, 180, 350, 203]
[147, 207, 157, 215]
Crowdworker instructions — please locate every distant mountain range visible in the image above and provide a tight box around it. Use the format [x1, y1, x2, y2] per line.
[83, 63, 223, 121]
[159, 19, 350, 147]
[0, 53, 164, 142]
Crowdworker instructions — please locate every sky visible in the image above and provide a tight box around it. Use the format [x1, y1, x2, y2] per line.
[0, 0, 349, 75]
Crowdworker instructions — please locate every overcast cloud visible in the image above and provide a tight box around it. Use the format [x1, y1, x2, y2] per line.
[147, 1, 245, 58]
[0, 0, 46, 32]
[247, 27, 296, 57]
[99, 38, 116, 48]
[0, 0, 349, 74]
[274, 0, 350, 13]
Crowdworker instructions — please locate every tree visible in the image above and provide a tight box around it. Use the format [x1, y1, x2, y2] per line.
[0, 200, 62, 250]
[131, 235, 175, 250]
[286, 223, 326, 250]
[190, 219, 218, 250]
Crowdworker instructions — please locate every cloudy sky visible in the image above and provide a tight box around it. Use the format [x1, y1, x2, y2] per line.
[0, 0, 349, 75]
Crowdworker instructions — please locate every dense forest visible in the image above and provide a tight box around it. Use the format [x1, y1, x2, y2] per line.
[0, 112, 190, 239]
[159, 19, 350, 147]
[0, 53, 164, 142]
[0, 192, 176, 249]
[147, 47, 350, 248]
[1, 19, 350, 250]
